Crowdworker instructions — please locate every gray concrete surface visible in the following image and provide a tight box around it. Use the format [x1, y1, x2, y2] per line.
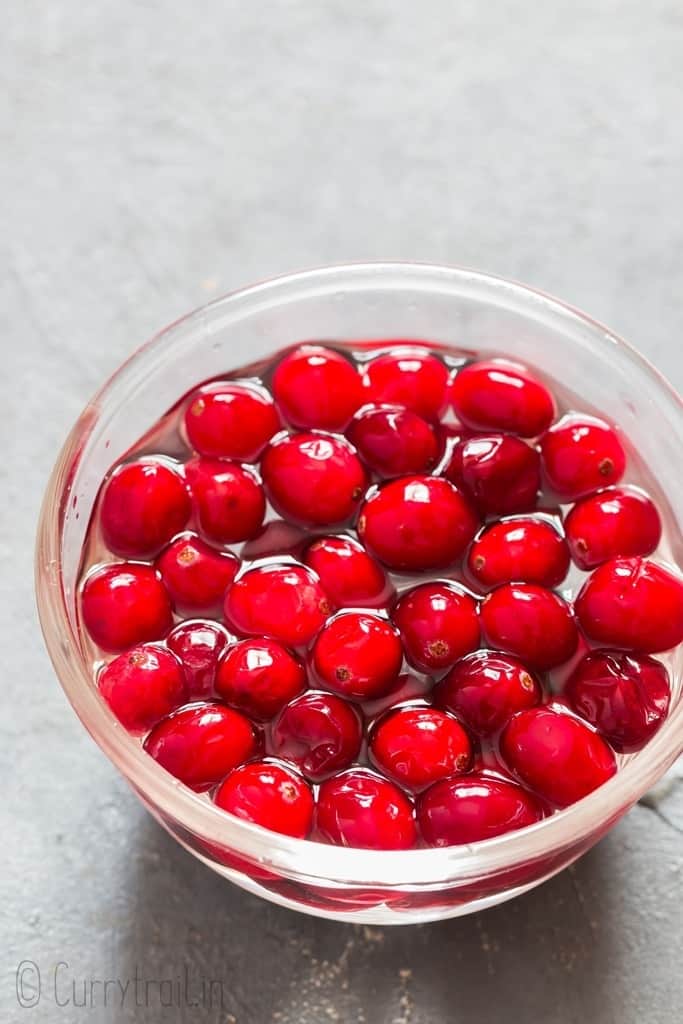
[3, 1, 683, 1021]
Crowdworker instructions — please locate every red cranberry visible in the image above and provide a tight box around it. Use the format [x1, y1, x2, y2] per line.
[467, 516, 570, 589]
[315, 768, 417, 849]
[223, 563, 330, 648]
[156, 532, 240, 615]
[540, 414, 626, 499]
[82, 563, 173, 653]
[565, 649, 670, 752]
[303, 535, 393, 610]
[565, 486, 662, 570]
[215, 638, 306, 720]
[369, 707, 472, 792]
[361, 348, 449, 421]
[418, 773, 543, 846]
[144, 702, 257, 791]
[184, 381, 280, 461]
[499, 705, 616, 808]
[575, 557, 683, 653]
[445, 434, 540, 517]
[184, 457, 265, 543]
[215, 759, 314, 838]
[311, 612, 403, 701]
[450, 359, 555, 437]
[98, 644, 186, 733]
[480, 583, 578, 670]
[347, 405, 439, 478]
[272, 345, 363, 431]
[99, 459, 191, 558]
[271, 691, 363, 781]
[240, 519, 307, 560]
[358, 476, 478, 572]
[261, 433, 368, 526]
[435, 650, 542, 736]
[167, 620, 230, 698]
[391, 582, 480, 673]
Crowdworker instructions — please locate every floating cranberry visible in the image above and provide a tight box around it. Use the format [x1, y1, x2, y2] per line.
[223, 563, 330, 648]
[99, 459, 191, 558]
[391, 582, 480, 673]
[435, 650, 542, 735]
[311, 612, 403, 701]
[451, 359, 555, 437]
[167, 620, 231, 698]
[183, 381, 280, 461]
[156, 532, 240, 615]
[82, 563, 173, 653]
[261, 432, 368, 527]
[358, 476, 478, 572]
[565, 486, 662, 570]
[185, 457, 265, 543]
[499, 705, 616, 808]
[98, 644, 186, 733]
[271, 691, 363, 781]
[361, 347, 449, 420]
[215, 760, 314, 838]
[215, 638, 306, 720]
[272, 345, 363, 430]
[369, 707, 472, 792]
[445, 434, 540, 517]
[565, 649, 671, 752]
[144, 702, 257, 790]
[480, 583, 578, 670]
[347, 405, 439, 478]
[418, 773, 543, 846]
[540, 414, 626, 499]
[303, 535, 393, 610]
[315, 768, 417, 849]
[467, 516, 570, 589]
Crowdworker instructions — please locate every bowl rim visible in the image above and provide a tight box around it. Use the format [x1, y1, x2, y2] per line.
[35, 261, 683, 887]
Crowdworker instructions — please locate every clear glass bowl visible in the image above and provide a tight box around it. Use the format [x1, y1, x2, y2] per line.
[36, 263, 683, 924]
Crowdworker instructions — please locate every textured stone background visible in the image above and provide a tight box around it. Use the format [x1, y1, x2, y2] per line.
[3, 1, 683, 1021]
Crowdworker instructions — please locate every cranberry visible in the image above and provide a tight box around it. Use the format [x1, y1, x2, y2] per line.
[435, 650, 542, 735]
[271, 691, 363, 781]
[156, 532, 240, 615]
[347, 405, 439, 478]
[418, 773, 543, 846]
[303, 535, 393, 610]
[261, 433, 368, 527]
[183, 380, 280, 461]
[499, 705, 616, 808]
[99, 459, 191, 558]
[540, 414, 626, 499]
[361, 348, 449, 421]
[215, 638, 306, 720]
[241, 519, 307, 560]
[223, 563, 330, 648]
[575, 557, 683, 653]
[82, 563, 173, 653]
[391, 582, 480, 673]
[358, 476, 478, 571]
[480, 583, 578, 670]
[215, 759, 314, 838]
[311, 612, 403, 701]
[98, 644, 186, 733]
[144, 702, 257, 791]
[467, 516, 570, 589]
[315, 768, 417, 849]
[450, 359, 555, 437]
[167, 620, 230, 698]
[565, 649, 670, 752]
[445, 434, 540, 517]
[565, 486, 662, 570]
[184, 457, 265, 543]
[272, 345, 363, 431]
[369, 707, 472, 792]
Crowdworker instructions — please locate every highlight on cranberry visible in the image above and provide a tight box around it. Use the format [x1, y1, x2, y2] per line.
[79, 339, 683, 851]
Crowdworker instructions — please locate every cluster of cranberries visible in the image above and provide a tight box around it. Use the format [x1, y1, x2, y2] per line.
[80, 343, 683, 852]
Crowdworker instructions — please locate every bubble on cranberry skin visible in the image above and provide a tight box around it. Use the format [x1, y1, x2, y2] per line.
[82, 562, 173, 654]
[564, 486, 662, 570]
[155, 532, 240, 616]
[434, 650, 542, 736]
[214, 759, 315, 838]
[272, 345, 364, 431]
[215, 637, 306, 721]
[467, 516, 570, 590]
[391, 582, 480, 673]
[223, 562, 331, 649]
[271, 690, 363, 781]
[540, 413, 626, 500]
[347, 404, 439, 478]
[184, 456, 265, 544]
[450, 359, 555, 438]
[368, 706, 472, 792]
[303, 535, 394, 611]
[99, 458, 192, 558]
[418, 772, 544, 847]
[361, 347, 449, 421]
[166, 620, 231, 699]
[183, 380, 280, 461]
[98, 643, 186, 734]
[445, 434, 541, 517]
[311, 612, 403, 702]
[315, 768, 417, 850]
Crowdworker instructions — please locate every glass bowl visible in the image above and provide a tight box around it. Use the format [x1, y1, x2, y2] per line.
[36, 263, 683, 924]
